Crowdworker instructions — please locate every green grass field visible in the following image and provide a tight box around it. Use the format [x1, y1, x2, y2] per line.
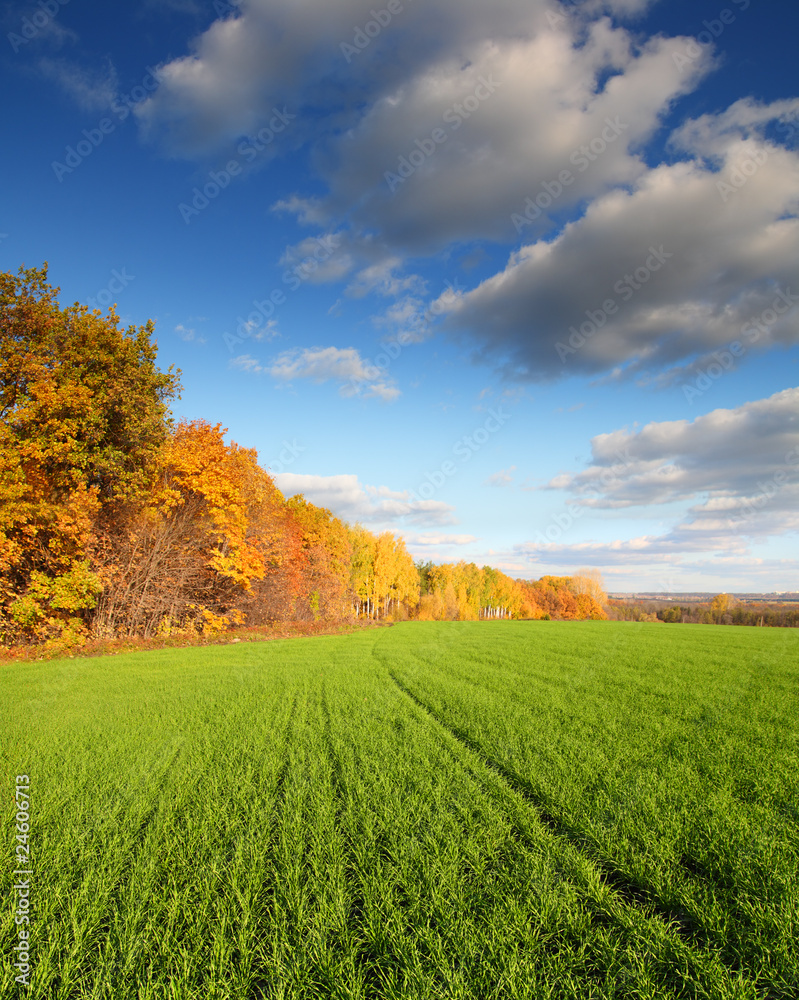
[2, 621, 797, 999]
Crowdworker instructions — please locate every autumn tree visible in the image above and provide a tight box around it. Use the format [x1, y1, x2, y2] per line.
[349, 525, 377, 617]
[0, 264, 180, 645]
[348, 528, 418, 619]
[710, 593, 735, 624]
[383, 536, 418, 619]
[572, 568, 608, 607]
[94, 421, 275, 637]
[283, 496, 352, 620]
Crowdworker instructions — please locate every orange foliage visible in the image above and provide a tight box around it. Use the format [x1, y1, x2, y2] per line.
[0, 264, 609, 648]
[160, 420, 267, 589]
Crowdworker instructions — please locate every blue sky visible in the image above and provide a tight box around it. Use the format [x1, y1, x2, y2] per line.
[2, 0, 798, 592]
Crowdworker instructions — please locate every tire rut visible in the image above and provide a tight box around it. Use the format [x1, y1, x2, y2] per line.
[388, 669, 758, 985]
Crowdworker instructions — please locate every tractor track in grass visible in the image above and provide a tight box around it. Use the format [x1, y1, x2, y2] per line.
[387, 669, 764, 993]
[318, 686, 428, 999]
[320, 684, 367, 938]
[246, 692, 302, 1000]
[318, 681, 475, 998]
[92, 737, 185, 925]
[40, 738, 189, 998]
[320, 684, 348, 826]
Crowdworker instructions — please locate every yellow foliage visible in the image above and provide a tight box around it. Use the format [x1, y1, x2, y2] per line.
[158, 420, 268, 590]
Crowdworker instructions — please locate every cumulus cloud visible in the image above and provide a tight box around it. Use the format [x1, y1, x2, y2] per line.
[345, 257, 424, 299]
[520, 545, 799, 592]
[135, 0, 798, 387]
[518, 536, 727, 568]
[249, 318, 279, 342]
[272, 195, 331, 227]
[273, 473, 456, 526]
[550, 387, 799, 514]
[229, 354, 266, 374]
[325, 23, 710, 253]
[519, 388, 799, 572]
[136, 0, 706, 246]
[273, 229, 430, 324]
[136, 0, 563, 157]
[439, 98, 799, 381]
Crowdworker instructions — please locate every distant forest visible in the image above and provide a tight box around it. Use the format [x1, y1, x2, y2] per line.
[608, 596, 799, 628]
[1, 266, 608, 653]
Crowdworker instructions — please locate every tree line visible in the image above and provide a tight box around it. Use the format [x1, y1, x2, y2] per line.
[0, 265, 606, 651]
[608, 594, 799, 628]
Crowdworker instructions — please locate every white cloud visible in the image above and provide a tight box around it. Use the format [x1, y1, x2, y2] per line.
[268, 346, 400, 400]
[407, 533, 478, 546]
[136, 0, 708, 251]
[136, 0, 556, 156]
[174, 323, 206, 343]
[345, 257, 424, 299]
[250, 318, 279, 341]
[551, 387, 799, 518]
[229, 353, 267, 374]
[232, 346, 400, 400]
[485, 465, 516, 487]
[371, 276, 465, 347]
[272, 195, 330, 227]
[439, 97, 799, 381]
[38, 58, 118, 112]
[407, 159, 799, 384]
[518, 389, 799, 575]
[326, 22, 710, 254]
[278, 232, 353, 284]
[135, 0, 799, 388]
[273, 473, 456, 526]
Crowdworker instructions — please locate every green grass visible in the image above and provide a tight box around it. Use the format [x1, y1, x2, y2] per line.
[1, 621, 797, 999]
